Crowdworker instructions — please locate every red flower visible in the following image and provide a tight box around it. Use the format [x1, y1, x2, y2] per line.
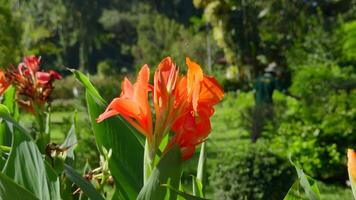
[7, 55, 61, 111]
[23, 55, 40, 72]
[36, 70, 62, 85]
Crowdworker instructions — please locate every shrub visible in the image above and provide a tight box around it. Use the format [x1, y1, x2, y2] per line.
[52, 74, 123, 102]
[269, 64, 356, 180]
[210, 140, 294, 200]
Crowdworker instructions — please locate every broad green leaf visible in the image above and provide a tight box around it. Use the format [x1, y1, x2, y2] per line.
[289, 158, 320, 200]
[0, 105, 61, 200]
[64, 164, 105, 200]
[0, 85, 18, 147]
[162, 184, 208, 200]
[137, 145, 182, 200]
[86, 91, 144, 199]
[73, 69, 145, 199]
[86, 90, 144, 198]
[0, 171, 38, 200]
[2, 86, 18, 119]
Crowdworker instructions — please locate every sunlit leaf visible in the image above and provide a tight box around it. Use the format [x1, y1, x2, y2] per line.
[0, 104, 61, 200]
[0, 85, 18, 147]
[286, 158, 320, 200]
[137, 145, 182, 200]
[72, 70, 145, 199]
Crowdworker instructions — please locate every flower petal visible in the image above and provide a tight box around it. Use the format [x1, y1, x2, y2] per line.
[36, 72, 51, 85]
[186, 57, 203, 112]
[199, 76, 224, 107]
[24, 55, 40, 72]
[348, 149, 356, 182]
[96, 109, 119, 123]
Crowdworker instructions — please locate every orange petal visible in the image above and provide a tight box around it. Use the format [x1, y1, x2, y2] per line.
[186, 57, 203, 90]
[109, 98, 141, 118]
[133, 65, 150, 110]
[348, 149, 356, 182]
[199, 76, 224, 106]
[97, 110, 119, 123]
[121, 77, 133, 98]
[134, 65, 153, 136]
[156, 57, 174, 86]
[0, 70, 10, 95]
[186, 57, 203, 112]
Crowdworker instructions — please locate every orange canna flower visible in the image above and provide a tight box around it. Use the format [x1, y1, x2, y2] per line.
[168, 58, 224, 160]
[0, 70, 10, 95]
[97, 57, 223, 161]
[348, 149, 356, 182]
[97, 65, 153, 139]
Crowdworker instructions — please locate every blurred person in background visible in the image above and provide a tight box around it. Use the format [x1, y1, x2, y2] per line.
[251, 62, 282, 142]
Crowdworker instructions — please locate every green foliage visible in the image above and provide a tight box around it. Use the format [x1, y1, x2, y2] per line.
[0, 105, 61, 200]
[53, 74, 122, 101]
[0, 0, 21, 66]
[270, 64, 356, 180]
[210, 140, 294, 200]
[342, 20, 356, 61]
[132, 11, 219, 71]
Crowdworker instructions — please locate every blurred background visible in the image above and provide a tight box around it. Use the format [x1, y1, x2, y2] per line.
[1, 0, 356, 199]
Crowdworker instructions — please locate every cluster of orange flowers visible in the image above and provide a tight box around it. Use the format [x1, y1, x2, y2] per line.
[0, 56, 61, 111]
[97, 57, 224, 160]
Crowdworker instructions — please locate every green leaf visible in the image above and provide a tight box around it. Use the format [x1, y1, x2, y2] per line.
[69, 69, 106, 105]
[137, 145, 183, 200]
[0, 85, 18, 147]
[192, 176, 203, 198]
[283, 181, 307, 200]
[2, 86, 18, 119]
[288, 158, 320, 200]
[0, 171, 39, 200]
[72, 69, 145, 199]
[0, 105, 61, 200]
[162, 184, 209, 200]
[72, 69, 144, 147]
[60, 114, 78, 161]
[193, 142, 205, 197]
[86, 91, 144, 199]
[64, 164, 105, 200]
